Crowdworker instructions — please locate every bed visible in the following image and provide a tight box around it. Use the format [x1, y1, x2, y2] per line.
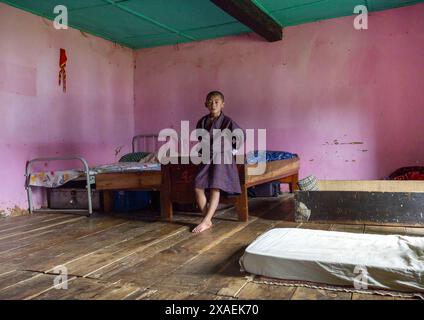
[90, 148, 300, 221]
[160, 153, 300, 221]
[25, 134, 161, 216]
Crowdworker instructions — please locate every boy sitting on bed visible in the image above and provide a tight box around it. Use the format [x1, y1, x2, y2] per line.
[192, 91, 243, 233]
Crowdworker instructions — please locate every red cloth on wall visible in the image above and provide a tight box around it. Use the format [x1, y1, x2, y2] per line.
[58, 48, 67, 92]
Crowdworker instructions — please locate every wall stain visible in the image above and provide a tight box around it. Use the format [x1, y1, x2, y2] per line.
[114, 145, 124, 156]
[340, 141, 364, 145]
[3, 206, 28, 217]
[324, 140, 365, 146]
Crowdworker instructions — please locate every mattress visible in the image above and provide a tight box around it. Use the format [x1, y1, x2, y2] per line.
[239, 228, 424, 292]
[29, 162, 161, 188]
[91, 162, 160, 174]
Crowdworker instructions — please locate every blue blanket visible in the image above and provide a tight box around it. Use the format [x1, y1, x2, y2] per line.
[246, 151, 298, 164]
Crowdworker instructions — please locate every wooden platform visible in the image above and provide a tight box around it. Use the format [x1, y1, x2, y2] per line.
[296, 180, 424, 226]
[0, 195, 422, 300]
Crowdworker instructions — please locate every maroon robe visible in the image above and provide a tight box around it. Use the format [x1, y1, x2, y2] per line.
[194, 112, 242, 194]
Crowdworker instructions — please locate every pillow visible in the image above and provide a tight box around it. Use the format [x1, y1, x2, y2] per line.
[298, 175, 319, 191]
[138, 152, 159, 164]
[119, 152, 150, 163]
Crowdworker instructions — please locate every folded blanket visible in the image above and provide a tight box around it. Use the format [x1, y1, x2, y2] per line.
[29, 170, 82, 188]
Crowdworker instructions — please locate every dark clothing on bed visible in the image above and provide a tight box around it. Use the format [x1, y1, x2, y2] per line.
[194, 112, 242, 194]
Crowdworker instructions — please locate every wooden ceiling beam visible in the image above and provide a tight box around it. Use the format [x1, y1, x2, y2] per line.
[210, 0, 282, 42]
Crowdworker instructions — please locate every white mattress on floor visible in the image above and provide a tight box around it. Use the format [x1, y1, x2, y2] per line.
[239, 228, 424, 292]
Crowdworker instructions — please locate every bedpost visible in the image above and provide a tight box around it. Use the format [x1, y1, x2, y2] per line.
[25, 160, 33, 214]
[235, 186, 249, 222]
[235, 164, 248, 221]
[160, 164, 173, 221]
[290, 173, 299, 193]
[280, 173, 299, 193]
[103, 191, 113, 213]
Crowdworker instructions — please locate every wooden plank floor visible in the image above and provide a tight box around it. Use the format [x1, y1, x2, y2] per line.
[0, 195, 422, 300]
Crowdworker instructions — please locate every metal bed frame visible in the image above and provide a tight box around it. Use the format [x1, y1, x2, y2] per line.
[25, 134, 159, 216]
[25, 156, 94, 216]
[132, 134, 158, 153]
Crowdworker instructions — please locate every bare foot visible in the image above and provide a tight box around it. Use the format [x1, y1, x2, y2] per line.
[192, 221, 212, 234]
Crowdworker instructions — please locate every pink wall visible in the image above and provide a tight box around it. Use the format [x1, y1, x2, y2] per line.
[0, 3, 135, 215]
[134, 4, 424, 181]
[2, 3, 424, 214]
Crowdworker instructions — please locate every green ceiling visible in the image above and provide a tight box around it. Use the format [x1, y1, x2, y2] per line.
[2, 0, 423, 49]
